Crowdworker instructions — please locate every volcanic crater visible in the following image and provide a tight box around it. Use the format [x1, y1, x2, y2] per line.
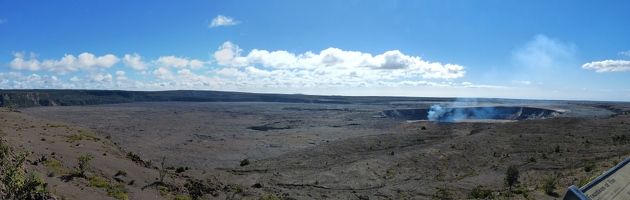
[380, 106, 563, 122]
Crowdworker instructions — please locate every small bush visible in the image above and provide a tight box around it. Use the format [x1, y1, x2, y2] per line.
[62, 134, 84, 143]
[584, 161, 596, 172]
[240, 158, 250, 167]
[578, 175, 598, 187]
[126, 151, 134, 159]
[88, 175, 110, 188]
[432, 187, 452, 200]
[505, 165, 519, 189]
[107, 182, 129, 200]
[115, 170, 127, 176]
[77, 154, 94, 176]
[176, 166, 186, 173]
[543, 176, 557, 195]
[157, 185, 170, 196]
[513, 185, 529, 198]
[468, 185, 493, 199]
[526, 157, 536, 163]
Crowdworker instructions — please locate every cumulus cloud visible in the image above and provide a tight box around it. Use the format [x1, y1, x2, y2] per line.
[213, 41, 466, 80]
[9, 52, 120, 75]
[153, 67, 174, 80]
[214, 41, 242, 66]
[209, 15, 239, 28]
[123, 53, 148, 70]
[582, 60, 630, 72]
[0, 72, 72, 89]
[88, 73, 113, 83]
[155, 56, 205, 69]
[1, 43, 474, 94]
[216, 68, 247, 78]
[115, 70, 127, 81]
[513, 34, 577, 69]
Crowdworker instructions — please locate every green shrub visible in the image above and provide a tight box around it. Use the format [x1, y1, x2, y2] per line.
[107, 182, 129, 200]
[1, 151, 46, 199]
[584, 161, 596, 172]
[432, 187, 452, 200]
[157, 185, 170, 196]
[513, 185, 529, 198]
[176, 166, 186, 173]
[115, 170, 127, 176]
[88, 175, 110, 188]
[77, 154, 94, 176]
[126, 151, 134, 159]
[240, 158, 250, 167]
[62, 134, 84, 143]
[543, 176, 557, 195]
[505, 165, 519, 189]
[578, 175, 598, 187]
[468, 185, 493, 199]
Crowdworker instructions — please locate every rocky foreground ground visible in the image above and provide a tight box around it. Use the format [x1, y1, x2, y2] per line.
[1, 99, 629, 199]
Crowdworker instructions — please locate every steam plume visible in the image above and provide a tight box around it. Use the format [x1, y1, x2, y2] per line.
[426, 98, 498, 122]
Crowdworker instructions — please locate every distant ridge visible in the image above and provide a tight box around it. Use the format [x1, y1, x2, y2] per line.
[0, 89, 463, 108]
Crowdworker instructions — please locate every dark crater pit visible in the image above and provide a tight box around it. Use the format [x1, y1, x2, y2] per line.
[380, 106, 563, 121]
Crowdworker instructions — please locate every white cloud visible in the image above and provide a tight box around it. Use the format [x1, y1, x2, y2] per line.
[124, 54, 206, 70]
[582, 60, 630, 72]
[155, 56, 205, 69]
[213, 41, 466, 80]
[511, 80, 532, 85]
[153, 67, 174, 80]
[115, 70, 127, 81]
[618, 51, 630, 56]
[209, 15, 239, 28]
[216, 68, 247, 78]
[0, 72, 72, 89]
[189, 60, 205, 69]
[0, 18, 7, 24]
[214, 41, 243, 66]
[9, 52, 120, 75]
[88, 73, 113, 83]
[513, 34, 577, 69]
[123, 53, 148, 70]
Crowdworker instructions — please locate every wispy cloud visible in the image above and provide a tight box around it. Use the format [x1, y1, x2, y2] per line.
[0, 18, 7, 24]
[511, 80, 532, 85]
[618, 51, 630, 56]
[209, 15, 239, 28]
[513, 34, 577, 70]
[582, 60, 630, 72]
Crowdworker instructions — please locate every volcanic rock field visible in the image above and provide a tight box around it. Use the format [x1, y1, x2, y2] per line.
[2, 90, 630, 199]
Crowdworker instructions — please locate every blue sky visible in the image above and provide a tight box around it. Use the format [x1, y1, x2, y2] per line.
[1, 1, 630, 101]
